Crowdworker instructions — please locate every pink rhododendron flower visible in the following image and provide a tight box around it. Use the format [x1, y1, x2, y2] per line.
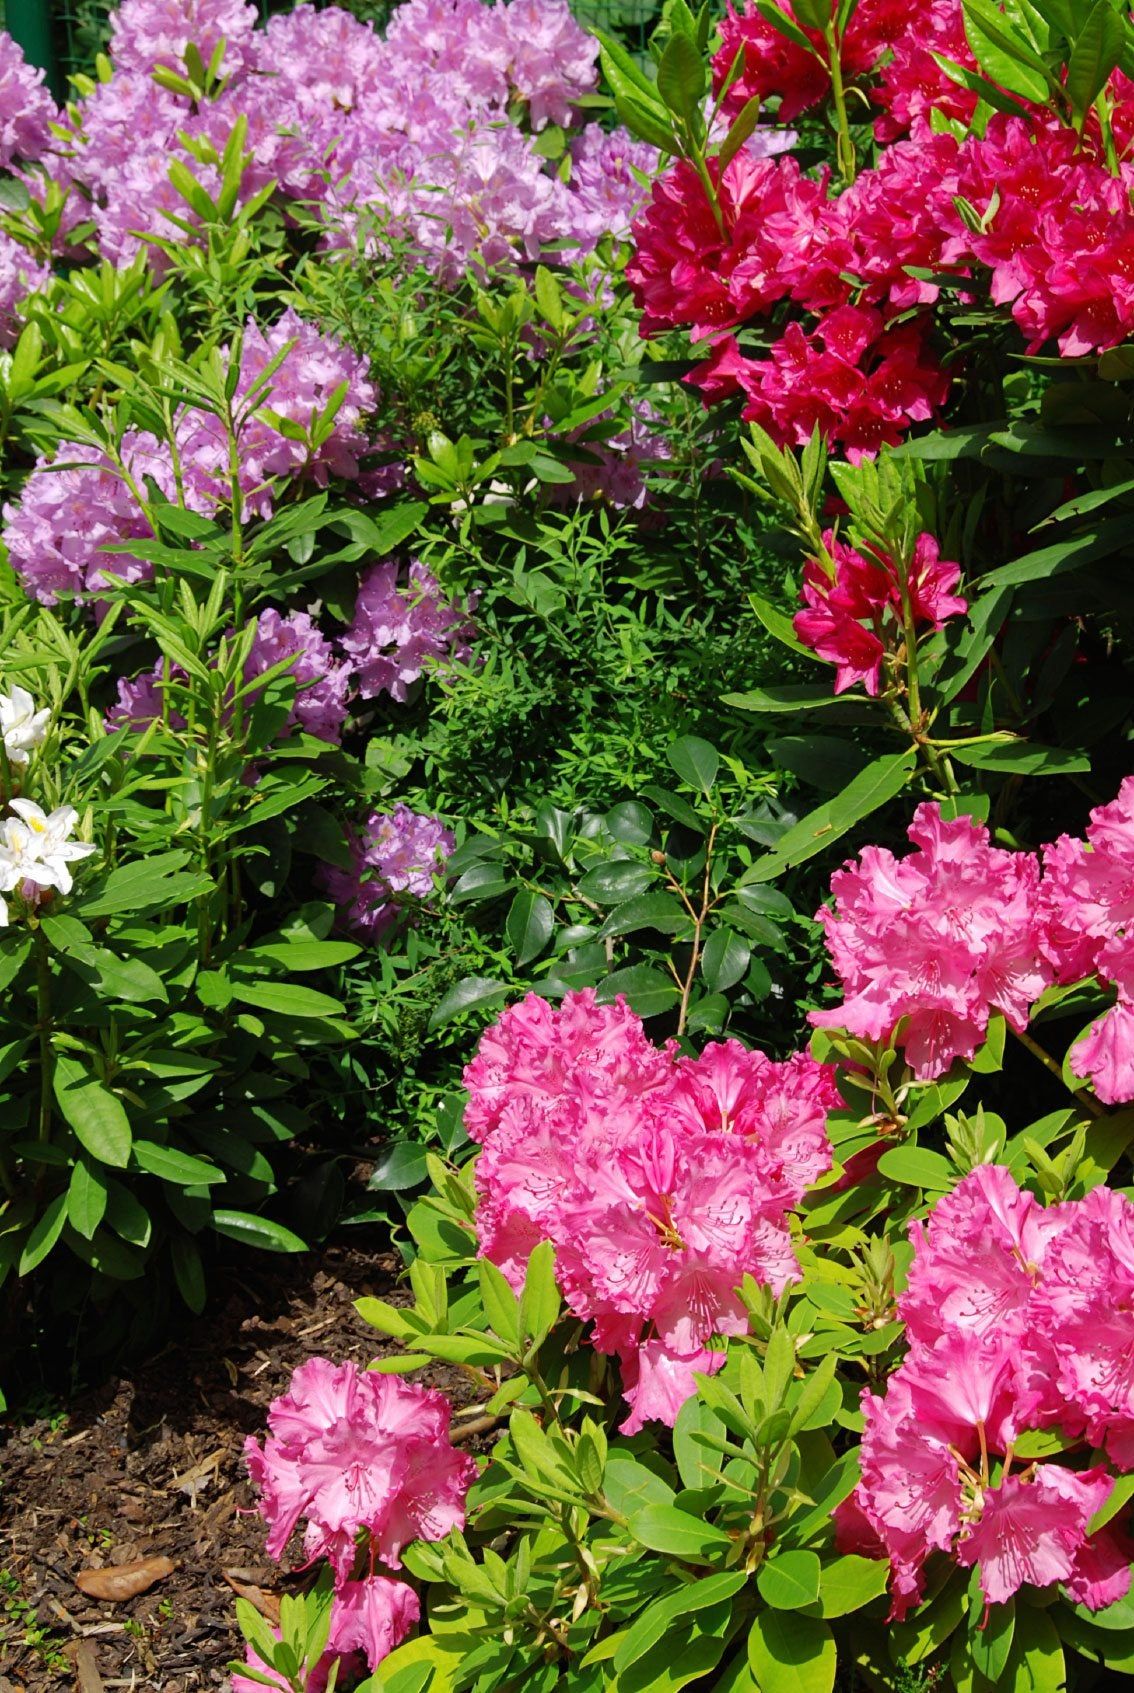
[464, 992, 836, 1429]
[793, 528, 966, 696]
[342, 560, 475, 702]
[319, 805, 455, 943]
[0, 231, 51, 348]
[812, 803, 1053, 1078]
[956, 1466, 1114, 1608]
[328, 1577, 420, 1670]
[244, 1358, 476, 1589]
[1041, 777, 1134, 1104]
[850, 1169, 1134, 1618]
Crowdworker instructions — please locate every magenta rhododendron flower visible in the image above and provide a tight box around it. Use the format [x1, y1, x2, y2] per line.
[713, 0, 911, 126]
[464, 992, 838, 1431]
[849, 1168, 1134, 1617]
[244, 1357, 476, 1589]
[793, 529, 966, 696]
[812, 803, 1053, 1078]
[342, 561, 475, 702]
[319, 805, 455, 942]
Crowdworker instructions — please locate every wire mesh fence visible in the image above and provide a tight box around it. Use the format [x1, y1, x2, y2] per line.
[1, 0, 664, 92]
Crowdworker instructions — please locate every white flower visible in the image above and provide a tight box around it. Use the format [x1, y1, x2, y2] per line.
[0, 800, 97, 896]
[0, 892, 8, 928]
[0, 684, 51, 769]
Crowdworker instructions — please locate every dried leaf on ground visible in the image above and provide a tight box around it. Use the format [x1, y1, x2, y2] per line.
[75, 1556, 176, 1602]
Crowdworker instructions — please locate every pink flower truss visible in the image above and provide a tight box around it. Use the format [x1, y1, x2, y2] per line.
[812, 803, 1054, 1078]
[342, 560, 476, 703]
[0, 30, 57, 169]
[319, 805, 455, 943]
[244, 1357, 476, 1589]
[1041, 777, 1134, 1105]
[464, 993, 837, 1431]
[793, 528, 966, 696]
[566, 126, 658, 249]
[848, 1167, 1134, 1618]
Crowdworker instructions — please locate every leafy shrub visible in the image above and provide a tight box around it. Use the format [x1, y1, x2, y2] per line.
[232, 0, 1134, 1689]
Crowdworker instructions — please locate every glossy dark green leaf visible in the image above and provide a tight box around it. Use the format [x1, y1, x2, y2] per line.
[505, 888, 554, 965]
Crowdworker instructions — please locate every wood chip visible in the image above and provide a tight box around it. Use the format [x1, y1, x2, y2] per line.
[170, 1447, 225, 1505]
[75, 1557, 176, 1602]
[74, 1642, 105, 1693]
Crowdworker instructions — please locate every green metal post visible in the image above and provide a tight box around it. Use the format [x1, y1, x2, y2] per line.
[6, 0, 64, 101]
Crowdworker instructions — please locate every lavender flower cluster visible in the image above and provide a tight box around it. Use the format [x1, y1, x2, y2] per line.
[0, 0, 656, 292]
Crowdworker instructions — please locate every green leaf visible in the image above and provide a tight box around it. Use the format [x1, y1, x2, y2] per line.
[18, 1192, 68, 1275]
[667, 735, 719, 793]
[80, 851, 213, 917]
[614, 1572, 747, 1673]
[748, 592, 811, 657]
[981, 516, 1134, 589]
[67, 1159, 108, 1242]
[949, 741, 1090, 775]
[132, 1140, 226, 1186]
[229, 982, 344, 1019]
[962, 0, 1052, 100]
[428, 976, 509, 1031]
[210, 1210, 307, 1253]
[758, 1550, 822, 1610]
[748, 1610, 835, 1693]
[170, 1232, 206, 1314]
[876, 1145, 955, 1190]
[367, 1142, 429, 1193]
[627, 1503, 733, 1562]
[718, 94, 764, 175]
[596, 965, 681, 1018]
[969, 1597, 1014, 1683]
[519, 1238, 561, 1350]
[599, 892, 692, 940]
[723, 684, 868, 714]
[742, 751, 917, 882]
[1011, 1604, 1065, 1692]
[1065, 0, 1125, 117]
[53, 1057, 132, 1169]
[240, 940, 360, 971]
[479, 1257, 520, 1345]
[505, 889, 554, 965]
[605, 801, 655, 844]
[577, 861, 657, 904]
[701, 927, 751, 994]
[656, 30, 707, 123]
[808, 1554, 890, 1618]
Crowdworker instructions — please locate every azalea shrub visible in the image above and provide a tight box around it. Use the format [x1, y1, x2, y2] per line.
[233, 0, 1134, 1689]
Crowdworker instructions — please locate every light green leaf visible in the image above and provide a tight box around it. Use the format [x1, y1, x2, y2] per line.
[627, 1504, 733, 1562]
[18, 1193, 68, 1275]
[210, 1210, 307, 1253]
[757, 1550, 822, 1610]
[428, 976, 509, 1031]
[1065, 0, 1125, 117]
[67, 1159, 108, 1241]
[748, 1610, 835, 1693]
[229, 981, 344, 1019]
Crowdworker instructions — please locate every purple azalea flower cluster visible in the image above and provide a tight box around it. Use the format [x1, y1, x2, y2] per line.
[0, 30, 55, 169]
[318, 803, 456, 941]
[107, 565, 472, 742]
[0, 0, 654, 292]
[342, 559, 476, 702]
[107, 608, 352, 745]
[0, 231, 51, 348]
[1, 309, 378, 603]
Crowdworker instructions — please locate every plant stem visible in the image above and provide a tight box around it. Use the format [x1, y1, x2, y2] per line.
[826, 27, 856, 186]
[35, 929, 54, 1142]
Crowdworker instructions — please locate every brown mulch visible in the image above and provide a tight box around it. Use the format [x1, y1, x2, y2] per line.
[0, 1240, 473, 1691]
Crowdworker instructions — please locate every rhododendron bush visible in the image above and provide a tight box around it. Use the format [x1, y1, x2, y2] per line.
[227, 1, 1134, 1689]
